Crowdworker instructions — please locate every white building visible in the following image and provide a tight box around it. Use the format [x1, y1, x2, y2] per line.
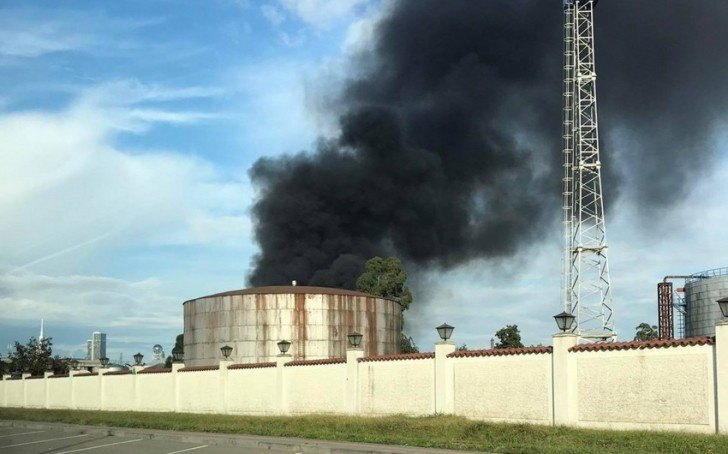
[85, 331, 107, 360]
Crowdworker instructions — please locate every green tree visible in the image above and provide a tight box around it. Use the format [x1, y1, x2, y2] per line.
[357, 256, 417, 353]
[634, 322, 659, 341]
[8, 337, 53, 376]
[356, 257, 413, 310]
[48, 355, 71, 375]
[165, 333, 184, 368]
[400, 334, 419, 353]
[494, 325, 523, 349]
[0, 355, 9, 375]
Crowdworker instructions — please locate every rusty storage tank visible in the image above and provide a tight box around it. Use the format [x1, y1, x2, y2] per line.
[684, 267, 728, 337]
[183, 286, 402, 366]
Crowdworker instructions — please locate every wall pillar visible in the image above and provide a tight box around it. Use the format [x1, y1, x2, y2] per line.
[44, 371, 52, 409]
[275, 354, 291, 415]
[552, 333, 578, 426]
[99, 370, 106, 410]
[219, 359, 232, 414]
[172, 362, 184, 413]
[346, 348, 364, 414]
[715, 322, 728, 433]
[435, 341, 456, 414]
[1, 376, 7, 407]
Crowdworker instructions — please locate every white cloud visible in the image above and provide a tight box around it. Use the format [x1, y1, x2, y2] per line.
[225, 60, 317, 156]
[342, 2, 390, 55]
[0, 80, 251, 273]
[0, 10, 163, 59]
[0, 23, 89, 57]
[280, 29, 307, 48]
[0, 272, 178, 327]
[261, 4, 286, 27]
[278, 0, 368, 28]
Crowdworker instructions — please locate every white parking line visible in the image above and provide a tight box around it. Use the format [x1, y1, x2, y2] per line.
[56, 438, 144, 453]
[0, 434, 88, 448]
[166, 445, 209, 454]
[0, 431, 45, 438]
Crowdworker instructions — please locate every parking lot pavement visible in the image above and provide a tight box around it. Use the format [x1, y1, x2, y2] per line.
[0, 425, 290, 454]
[0, 420, 488, 454]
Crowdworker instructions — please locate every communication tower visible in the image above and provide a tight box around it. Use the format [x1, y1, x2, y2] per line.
[561, 0, 616, 339]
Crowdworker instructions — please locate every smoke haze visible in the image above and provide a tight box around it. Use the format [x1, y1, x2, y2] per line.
[248, 0, 728, 289]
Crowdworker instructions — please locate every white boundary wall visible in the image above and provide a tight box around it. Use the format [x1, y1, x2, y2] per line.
[5, 324, 728, 434]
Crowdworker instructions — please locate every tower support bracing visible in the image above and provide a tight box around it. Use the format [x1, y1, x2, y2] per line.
[561, 0, 615, 339]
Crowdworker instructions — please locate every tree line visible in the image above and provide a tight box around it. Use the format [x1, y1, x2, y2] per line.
[0, 337, 72, 377]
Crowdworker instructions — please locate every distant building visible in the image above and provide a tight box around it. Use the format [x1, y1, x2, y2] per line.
[85, 331, 107, 360]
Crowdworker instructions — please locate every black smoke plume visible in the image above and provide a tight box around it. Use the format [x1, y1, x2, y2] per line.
[248, 0, 728, 288]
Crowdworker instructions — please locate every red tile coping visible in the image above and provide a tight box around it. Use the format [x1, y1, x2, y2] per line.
[73, 373, 99, 377]
[285, 358, 346, 367]
[569, 336, 714, 352]
[50, 374, 69, 378]
[448, 346, 553, 358]
[178, 365, 219, 373]
[359, 352, 435, 362]
[137, 367, 172, 374]
[103, 370, 132, 376]
[228, 362, 276, 370]
[25, 375, 45, 379]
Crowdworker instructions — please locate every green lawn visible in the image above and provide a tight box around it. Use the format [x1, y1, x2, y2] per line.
[1, 408, 727, 453]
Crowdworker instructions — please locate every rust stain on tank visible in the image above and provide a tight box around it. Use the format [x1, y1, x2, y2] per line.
[366, 296, 378, 356]
[294, 293, 307, 359]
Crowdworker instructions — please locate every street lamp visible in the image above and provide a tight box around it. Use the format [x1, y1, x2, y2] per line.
[554, 311, 576, 333]
[99, 357, 109, 368]
[717, 297, 728, 318]
[133, 352, 144, 366]
[436, 323, 454, 341]
[277, 340, 291, 354]
[220, 344, 233, 359]
[172, 350, 184, 363]
[347, 332, 363, 348]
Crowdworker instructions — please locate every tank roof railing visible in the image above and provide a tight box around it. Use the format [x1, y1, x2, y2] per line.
[686, 267, 728, 284]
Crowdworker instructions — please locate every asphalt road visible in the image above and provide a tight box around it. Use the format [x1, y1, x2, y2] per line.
[0, 421, 488, 454]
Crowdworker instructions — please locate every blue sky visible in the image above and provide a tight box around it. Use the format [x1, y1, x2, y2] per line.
[1, 0, 727, 362]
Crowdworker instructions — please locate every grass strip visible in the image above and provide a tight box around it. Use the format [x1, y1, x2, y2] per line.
[2, 408, 728, 454]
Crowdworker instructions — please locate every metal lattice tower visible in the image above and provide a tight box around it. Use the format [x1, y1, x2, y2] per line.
[561, 0, 615, 339]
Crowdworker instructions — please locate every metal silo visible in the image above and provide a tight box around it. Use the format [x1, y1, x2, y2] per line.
[684, 268, 728, 337]
[183, 286, 403, 367]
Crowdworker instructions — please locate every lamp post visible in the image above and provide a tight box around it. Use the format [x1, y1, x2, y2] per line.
[220, 344, 233, 359]
[99, 357, 109, 368]
[436, 323, 454, 342]
[554, 311, 576, 333]
[172, 350, 184, 363]
[277, 340, 291, 355]
[718, 297, 728, 319]
[347, 332, 363, 349]
[133, 352, 144, 366]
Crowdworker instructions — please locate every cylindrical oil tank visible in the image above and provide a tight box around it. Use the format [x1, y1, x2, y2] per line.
[183, 286, 402, 367]
[684, 268, 728, 337]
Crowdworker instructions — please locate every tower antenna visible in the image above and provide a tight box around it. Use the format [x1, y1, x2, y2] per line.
[561, 0, 615, 339]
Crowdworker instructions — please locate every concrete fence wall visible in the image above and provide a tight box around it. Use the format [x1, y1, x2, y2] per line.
[6, 324, 728, 434]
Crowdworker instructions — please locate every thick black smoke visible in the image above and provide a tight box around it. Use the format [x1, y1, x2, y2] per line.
[248, 0, 728, 288]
